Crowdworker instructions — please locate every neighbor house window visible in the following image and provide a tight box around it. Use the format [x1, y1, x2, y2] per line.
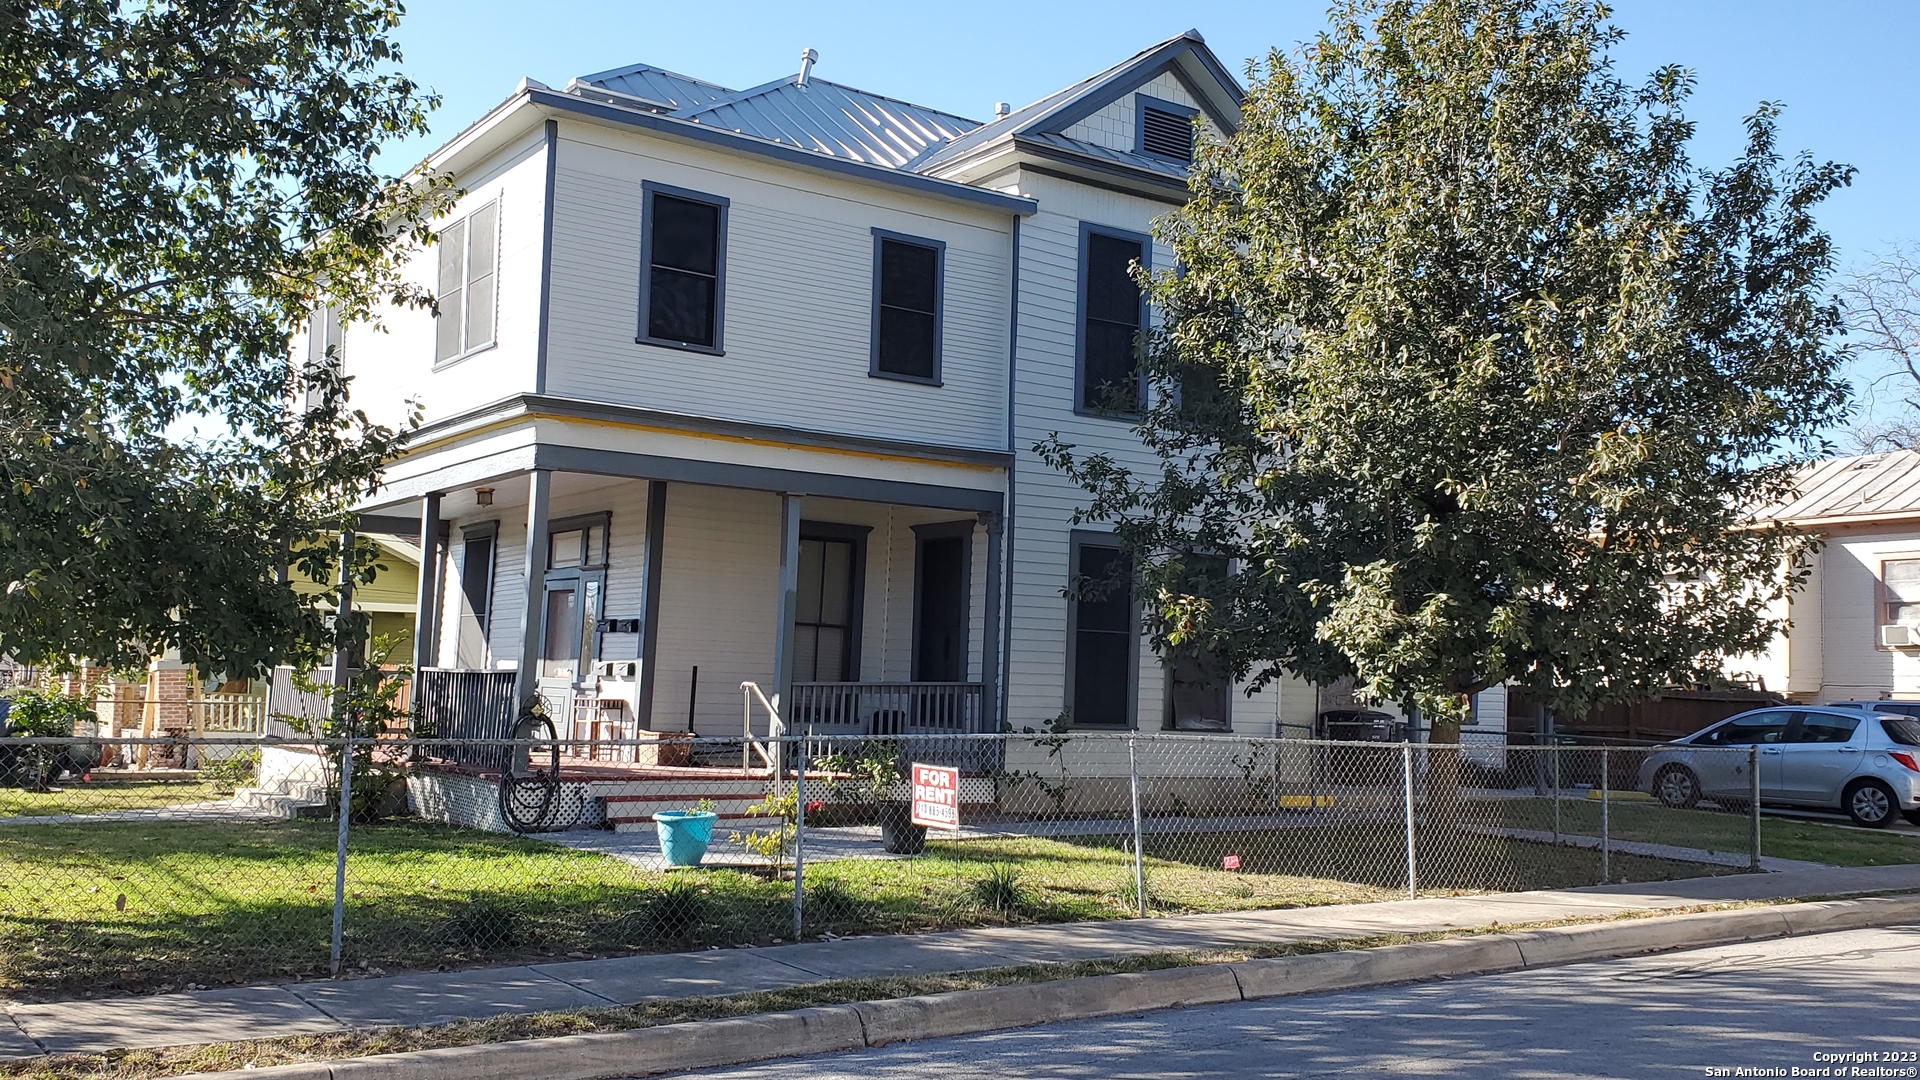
[455, 522, 497, 669]
[434, 200, 498, 364]
[871, 230, 944, 383]
[1067, 534, 1134, 728]
[1887, 559, 1920, 626]
[1077, 223, 1149, 416]
[638, 182, 727, 352]
[1136, 96, 1198, 164]
[793, 522, 869, 684]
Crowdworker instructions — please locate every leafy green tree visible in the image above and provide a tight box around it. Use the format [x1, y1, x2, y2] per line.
[0, 0, 451, 676]
[1043, 0, 1852, 738]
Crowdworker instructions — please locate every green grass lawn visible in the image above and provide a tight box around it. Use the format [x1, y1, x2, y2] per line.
[0, 814, 1729, 1000]
[1481, 797, 1920, 867]
[0, 778, 230, 818]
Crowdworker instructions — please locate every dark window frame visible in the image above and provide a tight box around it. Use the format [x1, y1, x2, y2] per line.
[636, 180, 729, 356]
[1065, 530, 1138, 729]
[910, 520, 975, 683]
[1135, 94, 1199, 165]
[432, 198, 500, 370]
[458, 520, 499, 637]
[1159, 553, 1234, 733]
[547, 512, 612, 572]
[1074, 221, 1152, 420]
[869, 228, 947, 386]
[796, 520, 870, 683]
[1879, 555, 1920, 651]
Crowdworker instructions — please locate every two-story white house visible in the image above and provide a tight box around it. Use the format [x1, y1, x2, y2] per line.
[329, 30, 1327, 759]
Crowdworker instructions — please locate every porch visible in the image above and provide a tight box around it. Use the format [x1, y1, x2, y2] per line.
[373, 463, 1005, 769]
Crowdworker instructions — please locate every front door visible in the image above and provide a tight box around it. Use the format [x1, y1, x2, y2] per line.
[1776, 710, 1866, 805]
[913, 533, 969, 682]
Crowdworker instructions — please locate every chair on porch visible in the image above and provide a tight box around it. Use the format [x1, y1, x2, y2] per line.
[569, 695, 637, 762]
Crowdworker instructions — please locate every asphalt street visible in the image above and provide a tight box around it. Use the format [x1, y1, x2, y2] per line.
[652, 924, 1920, 1079]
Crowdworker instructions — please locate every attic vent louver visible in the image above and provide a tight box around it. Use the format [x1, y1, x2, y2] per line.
[1140, 104, 1194, 164]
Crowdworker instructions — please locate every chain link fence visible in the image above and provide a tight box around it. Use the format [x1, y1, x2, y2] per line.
[0, 731, 1764, 999]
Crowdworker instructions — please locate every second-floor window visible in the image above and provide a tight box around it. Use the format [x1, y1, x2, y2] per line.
[871, 230, 944, 383]
[1078, 224, 1149, 416]
[639, 183, 728, 352]
[434, 200, 498, 364]
[1887, 558, 1920, 626]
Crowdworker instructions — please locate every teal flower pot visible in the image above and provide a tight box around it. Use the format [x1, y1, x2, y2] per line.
[654, 810, 718, 866]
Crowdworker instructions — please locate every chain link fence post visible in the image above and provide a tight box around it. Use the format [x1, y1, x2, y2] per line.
[792, 736, 806, 941]
[330, 736, 353, 976]
[1750, 744, 1763, 871]
[1127, 734, 1147, 918]
[1599, 745, 1610, 885]
[1402, 740, 1416, 899]
[1551, 741, 1561, 843]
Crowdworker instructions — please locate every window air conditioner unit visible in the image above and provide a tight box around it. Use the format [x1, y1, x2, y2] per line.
[1883, 625, 1918, 648]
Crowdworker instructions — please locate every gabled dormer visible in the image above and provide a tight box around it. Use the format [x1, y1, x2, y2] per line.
[911, 29, 1244, 200]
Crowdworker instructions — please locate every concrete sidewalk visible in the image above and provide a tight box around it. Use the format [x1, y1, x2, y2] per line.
[8, 863, 1920, 1061]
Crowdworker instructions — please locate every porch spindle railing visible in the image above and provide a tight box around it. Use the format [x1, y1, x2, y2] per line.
[787, 682, 985, 735]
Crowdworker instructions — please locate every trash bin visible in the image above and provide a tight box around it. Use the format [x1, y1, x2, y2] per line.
[1317, 709, 1405, 782]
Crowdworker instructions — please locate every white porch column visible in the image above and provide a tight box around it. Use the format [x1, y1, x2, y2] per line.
[512, 469, 552, 712]
[771, 492, 802, 720]
[411, 492, 442, 675]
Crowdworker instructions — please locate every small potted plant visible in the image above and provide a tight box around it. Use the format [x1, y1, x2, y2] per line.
[840, 740, 924, 855]
[654, 798, 718, 867]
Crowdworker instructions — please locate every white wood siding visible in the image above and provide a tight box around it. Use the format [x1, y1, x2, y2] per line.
[1000, 170, 1174, 732]
[340, 128, 549, 431]
[541, 126, 1013, 452]
[1809, 527, 1920, 699]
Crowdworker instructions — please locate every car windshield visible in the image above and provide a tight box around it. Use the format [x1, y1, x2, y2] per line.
[1880, 717, 1920, 747]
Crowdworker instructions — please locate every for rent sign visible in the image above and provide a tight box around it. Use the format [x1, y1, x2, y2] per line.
[910, 763, 960, 829]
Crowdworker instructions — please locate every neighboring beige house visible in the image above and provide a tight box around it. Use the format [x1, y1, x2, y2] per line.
[1741, 449, 1920, 702]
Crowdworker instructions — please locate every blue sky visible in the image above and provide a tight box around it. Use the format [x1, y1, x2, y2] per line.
[383, 0, 1920, 428]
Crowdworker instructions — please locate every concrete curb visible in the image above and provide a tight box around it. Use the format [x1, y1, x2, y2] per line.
[183, 893, 1920, 1080]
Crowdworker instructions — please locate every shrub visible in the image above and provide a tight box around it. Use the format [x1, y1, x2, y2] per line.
[968, 863, 1029, 919]
[201, 747, 262, 795]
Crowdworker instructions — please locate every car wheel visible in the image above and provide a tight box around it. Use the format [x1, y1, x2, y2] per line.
[1653, 765, 1701, 809]
[1845, 779, 1898, 829]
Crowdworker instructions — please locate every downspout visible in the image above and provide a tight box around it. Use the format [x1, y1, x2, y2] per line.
[533, 118, 558, 395]
[999, 212, 1021, 731]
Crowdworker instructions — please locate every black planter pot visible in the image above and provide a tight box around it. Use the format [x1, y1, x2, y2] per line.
[877, 801, 926, 855]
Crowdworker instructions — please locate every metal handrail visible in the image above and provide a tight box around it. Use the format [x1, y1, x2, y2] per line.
[739, 680, 785, 777]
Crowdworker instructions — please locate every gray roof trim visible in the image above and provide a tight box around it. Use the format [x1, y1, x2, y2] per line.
[527, 87, 1035, 214]
[409, 392, 1016, 470]
[911, 31, 1243, 176]
[1011, 140, 1193, 201]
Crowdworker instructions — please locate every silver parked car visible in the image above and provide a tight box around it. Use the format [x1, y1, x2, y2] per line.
[1638, 706, 1920, 828]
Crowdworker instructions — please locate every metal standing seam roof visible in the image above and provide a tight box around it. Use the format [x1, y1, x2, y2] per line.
[672, 78, 982, 169]
[576, 63, 735, 110]
[1763, 450, 1920, 523]
[569, 31, 1240, 179]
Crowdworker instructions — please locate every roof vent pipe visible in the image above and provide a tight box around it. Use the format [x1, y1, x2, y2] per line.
[994, 101, 1011, 119]
[797, 48, 818, 87]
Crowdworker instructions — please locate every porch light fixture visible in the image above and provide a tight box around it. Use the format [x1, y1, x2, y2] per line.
[474, 486, 494, 508]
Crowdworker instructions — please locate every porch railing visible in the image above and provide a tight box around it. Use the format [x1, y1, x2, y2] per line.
[413, 668, 518, 771]
[788, 681, 985, 736]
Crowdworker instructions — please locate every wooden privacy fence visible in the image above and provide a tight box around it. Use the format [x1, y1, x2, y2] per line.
[1507, 688, 1784, 745]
